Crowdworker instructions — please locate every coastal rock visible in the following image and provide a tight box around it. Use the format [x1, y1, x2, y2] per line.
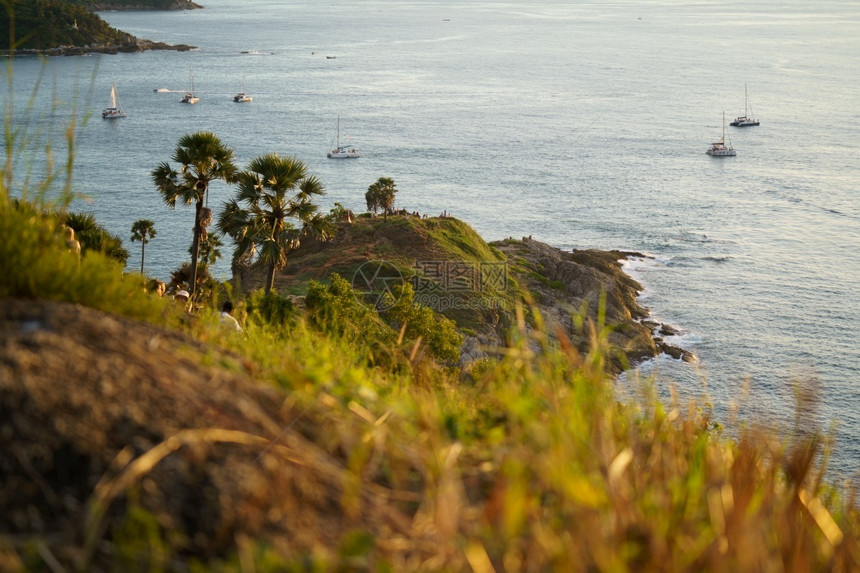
[492, 237, 687, 374]
[5, 39, 196, 57]
[88, 0, 202, 9]
[656, 339, 696, 363]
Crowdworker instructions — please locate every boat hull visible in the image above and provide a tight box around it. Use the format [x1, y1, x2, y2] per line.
[327, 150, 361, 159]
[102, 108, 126, 119]
[706, 147, 736, 157]
[730, 117, 759, 127]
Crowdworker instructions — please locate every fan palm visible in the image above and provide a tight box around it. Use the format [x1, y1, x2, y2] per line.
[130, 219, 157, 275]
[366, 177, 397, 221]
[151, 132, 236, 297]
[218, 153, 332, 293]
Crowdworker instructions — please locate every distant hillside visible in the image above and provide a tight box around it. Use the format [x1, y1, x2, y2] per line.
[1, 0, 130, 50]
[1, 0, 197, 53]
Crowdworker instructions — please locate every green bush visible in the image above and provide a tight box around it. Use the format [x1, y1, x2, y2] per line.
[0, 198, 164, 322]
[305, 273, 401, 367]
[244, 288, 295, 327]
[385, 282, 463, 364]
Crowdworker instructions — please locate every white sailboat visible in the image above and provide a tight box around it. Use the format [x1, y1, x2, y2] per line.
[233, 73, 252, 103]
[102, 83, 126, 119]
[706, 111, 737, 157]
[730, 84, 759, 127]
[180, 66, 200, 104]
[327, 115, 361, 158]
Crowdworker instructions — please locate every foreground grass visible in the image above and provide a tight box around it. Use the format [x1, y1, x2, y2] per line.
[1, 196, 858, 571]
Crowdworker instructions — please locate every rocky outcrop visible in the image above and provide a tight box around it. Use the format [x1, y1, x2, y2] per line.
[86, 0, 202, 9]
[491, 237, 693, 374]
[4, 39, 196, 56]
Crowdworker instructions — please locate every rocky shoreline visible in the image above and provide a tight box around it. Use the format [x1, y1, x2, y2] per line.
[487, 237, 694, 373]
[1, 39, 196, 57]
[89, 0, 202, 10]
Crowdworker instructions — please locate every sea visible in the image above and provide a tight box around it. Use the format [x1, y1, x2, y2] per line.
[4, 0, 859, 480]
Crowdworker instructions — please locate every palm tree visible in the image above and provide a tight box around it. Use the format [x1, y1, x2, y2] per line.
[366, 177, 398, 221]
[218, 153, 332, 293]
[130, 219, 157, 275]
[151, 132, 236, 297]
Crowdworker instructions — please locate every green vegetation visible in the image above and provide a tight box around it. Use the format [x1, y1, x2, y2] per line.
[365, 176, 398, 220]
[65, 210, 129, 264]
[1, 200, 164, 321]
[0, 0, 130, 51]
[130, 218, 156, 275]
[152, 131, 237, 298]
[386, 281, 463, 363]
[2, 197, 858, 569]
[218, 153, 332, 293]
[2, 76, 859, 571]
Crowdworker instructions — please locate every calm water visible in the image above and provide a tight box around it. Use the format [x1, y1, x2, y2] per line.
[5, 0, 860, 478]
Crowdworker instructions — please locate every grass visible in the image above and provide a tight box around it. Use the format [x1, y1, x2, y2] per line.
[2, 65, 859, 570]
[2, 198, 857, 569]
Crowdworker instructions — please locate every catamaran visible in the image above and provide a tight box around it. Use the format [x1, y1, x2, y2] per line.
[327, 115, 361, 158]
[102, 83, 126, 119]
[233, 73, 252, 103]
[180, 66, 200, 104]
[730, 84, 759, 127]
[706, 112, 737, 157]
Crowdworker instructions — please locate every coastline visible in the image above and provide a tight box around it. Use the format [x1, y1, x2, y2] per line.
[89, 0, 202, 10]
[491, 237, 693, 374]
[1, 39, 196, 57]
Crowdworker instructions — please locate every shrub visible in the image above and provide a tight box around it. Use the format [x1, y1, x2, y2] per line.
[0, 198, 164, 322]
[385, 282, 463, 364]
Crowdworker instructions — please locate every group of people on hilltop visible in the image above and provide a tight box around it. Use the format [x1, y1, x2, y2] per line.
[146, 278, 242, 332]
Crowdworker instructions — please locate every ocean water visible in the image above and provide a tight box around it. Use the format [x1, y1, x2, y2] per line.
[4, 1, 859, 478]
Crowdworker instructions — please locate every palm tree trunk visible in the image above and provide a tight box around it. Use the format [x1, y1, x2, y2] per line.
[265, 263, 276, 293]
[190, 200, 203, 295]
[140, 241, 146, 275]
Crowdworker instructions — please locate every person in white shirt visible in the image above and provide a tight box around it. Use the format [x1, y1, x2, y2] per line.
[220, 300, 242, 332]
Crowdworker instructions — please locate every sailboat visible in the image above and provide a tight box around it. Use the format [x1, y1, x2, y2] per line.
[706, 111, 736, 157]
[102, 83, 126, 119]
[180, 66, 200, 104]
[233, 73, 252, 103]
[327, 115, 361, 158]
[729, 84, 759, 127]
